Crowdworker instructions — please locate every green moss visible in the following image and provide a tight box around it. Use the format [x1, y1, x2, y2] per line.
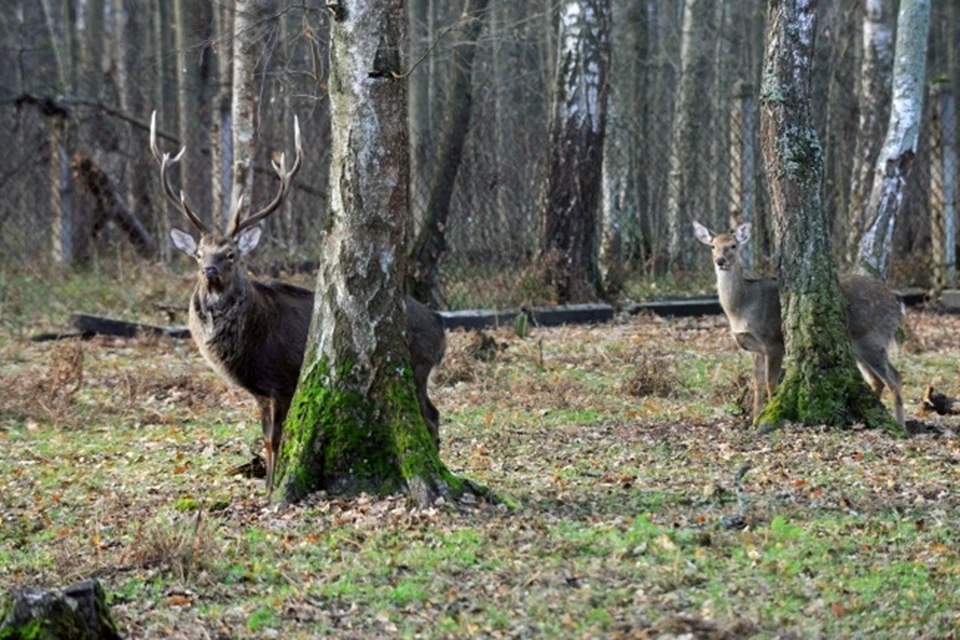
[174, 497, 199, 512]
[275, 355, 484, 506]
[758, 284, 901, 435]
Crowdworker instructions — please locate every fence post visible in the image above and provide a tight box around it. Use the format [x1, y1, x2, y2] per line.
[930, 82, 957, 297]
[729, 80, 756, 275]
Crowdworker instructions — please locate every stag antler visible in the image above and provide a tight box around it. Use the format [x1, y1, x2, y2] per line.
[227, 116, 303, 237]
[149, 111, 209, 234]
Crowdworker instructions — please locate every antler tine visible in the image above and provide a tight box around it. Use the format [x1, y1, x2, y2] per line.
[149, 110, 209, 234]
[230, 116, 304, 237]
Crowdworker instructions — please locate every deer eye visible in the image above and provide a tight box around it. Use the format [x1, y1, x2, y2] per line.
[225, 251, 236, 261]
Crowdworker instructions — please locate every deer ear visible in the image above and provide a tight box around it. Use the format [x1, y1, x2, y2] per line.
[734, 223, 752, 245]
[237, 226, 262, 255]
[692, 221, 714, 246]
[170, 228, 198, 257]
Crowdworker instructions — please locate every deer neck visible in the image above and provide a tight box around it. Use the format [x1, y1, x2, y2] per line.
[191, 272, 255, 333]
[714, 263, 747, 316]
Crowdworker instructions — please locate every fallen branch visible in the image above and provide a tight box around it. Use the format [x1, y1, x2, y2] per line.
[31, 314, 189, 342]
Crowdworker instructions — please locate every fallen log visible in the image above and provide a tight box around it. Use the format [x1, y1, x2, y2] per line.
[30, 314, 190, 341]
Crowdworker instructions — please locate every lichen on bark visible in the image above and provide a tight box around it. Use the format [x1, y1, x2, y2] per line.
[272, 0, 483, 507]
[757, 278, 896, 433]
[757, 0, 900, 435]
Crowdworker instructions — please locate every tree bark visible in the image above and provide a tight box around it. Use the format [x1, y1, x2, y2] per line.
[846, 0, 895, 266]
[854, 0, 931, 278]
[758, 0, 891, 431]
[665, 0, 715, 270]
[173, 0, 207, 226]
[408, 0, 492, 306]
[539, 0, 611, 304]
[407, 0, 430, 243]
[599, 0, 641, 299]
[211, 0, 234, 231]
[230, 0, 263, 225]
[152, 0, 174, 261]
[274, 0, 472, 506]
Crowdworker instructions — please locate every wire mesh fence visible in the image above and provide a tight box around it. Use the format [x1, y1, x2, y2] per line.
[0, 0, 957, 337]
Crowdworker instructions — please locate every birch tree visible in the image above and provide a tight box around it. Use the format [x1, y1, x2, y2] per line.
[539, 0, 611, 303]
[599, 0, 642, 298]
[665, 0, 715, 270]
[854, 0, 932, 278]
[846, 0, 895, 265]
[274, 0, 475, 506]
[230, 0, 263, 226]
[758, 0, 892, 431]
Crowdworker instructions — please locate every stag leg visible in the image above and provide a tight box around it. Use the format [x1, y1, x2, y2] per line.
[261, 396, 292, 499]
[257, 398, 276, 498]
[413, 363, 440, 449]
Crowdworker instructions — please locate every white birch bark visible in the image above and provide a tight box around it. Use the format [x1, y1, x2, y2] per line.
[230, 0, 261, 226]
[846, 0, 895, 265]
[854, 0, 932, 278]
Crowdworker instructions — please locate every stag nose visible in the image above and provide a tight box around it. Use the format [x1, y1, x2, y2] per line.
[203, 266, 220, 280]
[715, 257, 728, 268]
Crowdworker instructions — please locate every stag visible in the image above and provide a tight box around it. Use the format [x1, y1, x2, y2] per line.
[149, 112, 446, 497]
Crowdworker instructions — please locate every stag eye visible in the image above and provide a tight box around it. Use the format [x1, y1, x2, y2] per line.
[225, 252, 236, 261]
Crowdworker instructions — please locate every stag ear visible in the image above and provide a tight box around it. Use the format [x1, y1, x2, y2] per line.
[236, 226, 262, 256]
[692, 221, 714, 246]
[170, 228, 198, 257]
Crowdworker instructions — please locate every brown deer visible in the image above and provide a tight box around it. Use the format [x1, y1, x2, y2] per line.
[693, 221, 904, 428]
[150, 112, 446, 497]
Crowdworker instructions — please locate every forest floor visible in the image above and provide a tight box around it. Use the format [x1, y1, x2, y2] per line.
[2, 280, 960, 638]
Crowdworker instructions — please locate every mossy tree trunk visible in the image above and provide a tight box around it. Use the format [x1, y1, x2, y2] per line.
[758, 0, 892, 431]
[273, 0, 470, 507]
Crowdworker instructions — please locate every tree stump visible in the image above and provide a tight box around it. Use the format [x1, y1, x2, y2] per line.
[0, 580, 121, 640]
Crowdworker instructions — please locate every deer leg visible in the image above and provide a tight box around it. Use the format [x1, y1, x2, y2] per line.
[265, 396, 291, 498]
[853, 347, 905, 429]
[882, 357, 904, 429]
[256, 397, 276, 498]
[751, 352, 766, 423]
[766, 348, 784, 402]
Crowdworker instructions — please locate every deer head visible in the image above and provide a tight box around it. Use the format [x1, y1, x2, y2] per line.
[149, 111, 303, 291]
[693, 221, 750, 272]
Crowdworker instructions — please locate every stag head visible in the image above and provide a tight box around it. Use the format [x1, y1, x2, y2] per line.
[149, 111, 302, 290]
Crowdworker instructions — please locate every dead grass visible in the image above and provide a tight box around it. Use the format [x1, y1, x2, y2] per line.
[121, 511, 221, 584]
[621, 349, 682, 398]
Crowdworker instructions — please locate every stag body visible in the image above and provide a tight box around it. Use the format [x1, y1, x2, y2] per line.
[151, 113, 445, 496]
[693, 222, 904, 428]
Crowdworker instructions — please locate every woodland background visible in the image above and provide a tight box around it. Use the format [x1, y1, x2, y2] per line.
[1, 0, 957, 317]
